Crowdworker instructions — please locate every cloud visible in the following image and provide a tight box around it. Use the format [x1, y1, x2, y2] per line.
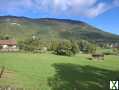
[36, 0, 119, 17]
[0, 0, 118, 18]
[114, 0, 119, 6]
[49, 0, 116, 18]
[84, 3, 112, 17]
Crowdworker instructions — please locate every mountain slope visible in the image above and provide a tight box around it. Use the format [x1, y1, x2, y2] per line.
[0, 16, 119, 42]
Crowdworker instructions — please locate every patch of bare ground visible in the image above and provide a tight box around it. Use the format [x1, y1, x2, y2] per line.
[0, 67, 16, 80]
[0, 68, 23, 89]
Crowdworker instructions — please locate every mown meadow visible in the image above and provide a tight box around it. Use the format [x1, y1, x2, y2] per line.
[0, 53, 119, 90]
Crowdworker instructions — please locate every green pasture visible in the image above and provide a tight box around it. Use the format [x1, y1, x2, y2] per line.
[0, 53, 119, 90]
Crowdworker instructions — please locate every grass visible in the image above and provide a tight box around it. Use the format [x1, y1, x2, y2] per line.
[0, 53, 119, 90]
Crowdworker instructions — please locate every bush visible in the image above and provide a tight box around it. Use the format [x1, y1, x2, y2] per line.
[55, 48, 73, 56]
[55, 40, 79, 56]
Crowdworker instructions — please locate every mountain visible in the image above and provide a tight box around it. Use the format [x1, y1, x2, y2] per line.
[0, 16, 119, 42]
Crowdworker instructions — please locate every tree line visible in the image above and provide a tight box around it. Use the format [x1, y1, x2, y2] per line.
[18, 37, 96, 56]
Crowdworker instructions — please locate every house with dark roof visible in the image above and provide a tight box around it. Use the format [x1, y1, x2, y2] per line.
[0, 40, 19, 51]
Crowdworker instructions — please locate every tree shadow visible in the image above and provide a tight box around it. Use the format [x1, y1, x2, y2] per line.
[48, 63, 119, 90]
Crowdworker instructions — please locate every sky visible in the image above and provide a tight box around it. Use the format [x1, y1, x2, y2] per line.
[0, 0, 119, 35]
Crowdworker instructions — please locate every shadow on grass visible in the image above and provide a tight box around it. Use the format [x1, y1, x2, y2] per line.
[48, 63, 119, 90]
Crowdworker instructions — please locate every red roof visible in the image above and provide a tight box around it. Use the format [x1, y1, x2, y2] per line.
[0, 40, 17, 45]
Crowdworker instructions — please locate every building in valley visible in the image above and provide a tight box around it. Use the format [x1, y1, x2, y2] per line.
[0, 40, 19, 52]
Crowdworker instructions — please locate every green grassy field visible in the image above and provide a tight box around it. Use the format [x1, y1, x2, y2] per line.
[0, 53, 119, 90]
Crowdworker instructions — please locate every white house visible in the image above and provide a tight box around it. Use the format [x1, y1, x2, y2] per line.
[0, 40, 19, 51]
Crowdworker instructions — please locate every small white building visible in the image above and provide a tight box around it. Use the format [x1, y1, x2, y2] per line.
[0, 40, 19, 52]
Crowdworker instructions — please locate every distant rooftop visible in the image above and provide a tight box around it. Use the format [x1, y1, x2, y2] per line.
[0, 40, 17, 45]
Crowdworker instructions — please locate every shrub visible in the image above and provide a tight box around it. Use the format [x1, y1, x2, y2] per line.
[55, 40, 79, 56]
